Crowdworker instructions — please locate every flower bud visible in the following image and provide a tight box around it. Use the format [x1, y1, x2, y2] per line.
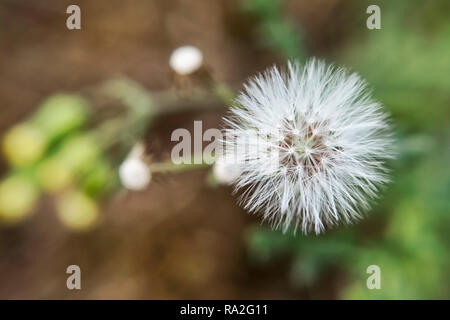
[0, 174, 39, 224]
[169, 46, 203, 75]
[213, 155, 242, 185]
[119, 143, 151, 191]
[2, 123, 47, 167]
[56, 190, 99, 231]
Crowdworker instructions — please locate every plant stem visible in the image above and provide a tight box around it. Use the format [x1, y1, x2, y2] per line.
[149, 160, 211, 174]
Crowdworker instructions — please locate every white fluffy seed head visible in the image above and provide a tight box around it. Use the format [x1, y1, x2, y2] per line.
[119, 143, 151, 191]
[222, 59, 394, 235]
[169, 46, 203, 75]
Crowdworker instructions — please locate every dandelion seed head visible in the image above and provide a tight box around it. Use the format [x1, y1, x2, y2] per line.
[222, 59, 394, 234]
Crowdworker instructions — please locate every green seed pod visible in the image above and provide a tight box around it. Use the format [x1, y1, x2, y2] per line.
[36, 156, 74, 193]
[31, 94, 89, 142]
[2, 93, 89, 168]
[35, 133, 101, 193]
[0, 173, 40, 224]
[56, 190, 99, 231]
[58, 133, 101, 174]
[82, 159, 117, 198]
[2, 122, 47, 167]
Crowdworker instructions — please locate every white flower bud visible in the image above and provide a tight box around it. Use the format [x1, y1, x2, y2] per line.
[169, 46, 203, 75]
[213, 155, 241, 185]
[119, 143, 151, 191]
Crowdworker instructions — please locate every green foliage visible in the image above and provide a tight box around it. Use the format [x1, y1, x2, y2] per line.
[241, 0, 305, 60]
[342, 0, 450, 131]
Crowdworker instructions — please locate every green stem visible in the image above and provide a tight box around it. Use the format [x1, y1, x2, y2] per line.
[150, 160, 211, 173]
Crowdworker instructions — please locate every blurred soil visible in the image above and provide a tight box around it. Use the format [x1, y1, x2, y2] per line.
[0, 0, 349, 299]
